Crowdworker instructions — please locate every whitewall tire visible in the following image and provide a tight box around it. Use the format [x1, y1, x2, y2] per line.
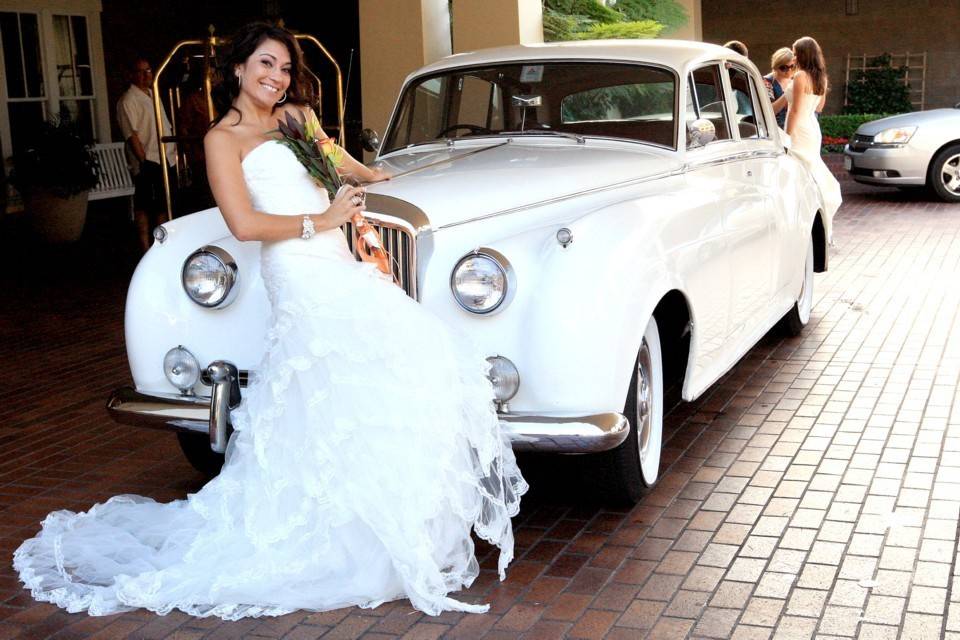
[780, 235, 814, 336]
[593, 316, 664, 504]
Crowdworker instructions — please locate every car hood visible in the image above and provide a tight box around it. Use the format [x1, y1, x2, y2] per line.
[857, 108, 960, 135]
[365, 139, 682, 230]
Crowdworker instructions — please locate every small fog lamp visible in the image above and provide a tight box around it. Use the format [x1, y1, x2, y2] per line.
[164, 345, 200, 394]
[486, 356, 520, 409]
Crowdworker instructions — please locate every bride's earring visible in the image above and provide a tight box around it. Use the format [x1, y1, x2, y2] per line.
[277, 91, 287, 105]
[236, 71, 242, 88]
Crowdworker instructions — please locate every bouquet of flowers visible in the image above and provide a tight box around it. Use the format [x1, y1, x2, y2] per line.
[275, 111, 392, 276]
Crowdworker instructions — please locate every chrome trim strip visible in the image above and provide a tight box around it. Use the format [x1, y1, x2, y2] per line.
[108, 387, 629, 454]
[364, 194, 431, 233]
[437, 168, 683, 230]
[684, 147, 783, 171]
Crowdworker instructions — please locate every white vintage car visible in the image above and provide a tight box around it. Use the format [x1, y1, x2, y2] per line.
[108, 40, 829, 503]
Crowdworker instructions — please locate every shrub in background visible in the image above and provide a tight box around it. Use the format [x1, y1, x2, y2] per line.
[544, 0, 686, 41]
[819, 113, 892, 153]
[845, 54, 912, 115]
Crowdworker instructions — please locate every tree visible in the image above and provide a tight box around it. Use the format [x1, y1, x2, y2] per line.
[543, 0, 687, 41]
[845, 54, 912, 115]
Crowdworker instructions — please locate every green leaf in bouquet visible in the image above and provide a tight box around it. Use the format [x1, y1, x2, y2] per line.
[295, 138, 315, 156]
[284, 111, 306, 139]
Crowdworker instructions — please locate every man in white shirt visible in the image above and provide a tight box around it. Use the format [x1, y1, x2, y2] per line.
[117, 57, 176, 252]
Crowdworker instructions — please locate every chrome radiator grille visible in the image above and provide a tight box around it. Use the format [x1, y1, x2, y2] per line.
[343, 220, 417, 298]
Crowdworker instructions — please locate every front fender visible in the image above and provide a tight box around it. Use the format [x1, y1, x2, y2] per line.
[420, 184, 694, 415]
[125, 208, 268, 395]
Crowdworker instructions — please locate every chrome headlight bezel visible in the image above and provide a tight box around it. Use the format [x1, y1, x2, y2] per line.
[181, 245, 239, 308]
[450, 248, 516, 315]
[873, 125, 917, 146]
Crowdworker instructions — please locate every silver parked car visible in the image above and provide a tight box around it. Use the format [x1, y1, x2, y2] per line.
[843, 106, 960, 202]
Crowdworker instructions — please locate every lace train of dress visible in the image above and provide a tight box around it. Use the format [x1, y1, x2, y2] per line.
[784, 81, 842, 241]
[13, 140, 528, 619]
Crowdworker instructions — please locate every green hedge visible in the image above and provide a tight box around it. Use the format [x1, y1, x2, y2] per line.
[819, 114, 892, 140]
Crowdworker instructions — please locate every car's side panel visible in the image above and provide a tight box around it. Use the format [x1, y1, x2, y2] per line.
[412, 176, 725, 414]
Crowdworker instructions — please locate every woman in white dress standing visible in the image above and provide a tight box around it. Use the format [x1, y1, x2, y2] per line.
[784, 36, 842, 241]
[14, 22, 526, 619]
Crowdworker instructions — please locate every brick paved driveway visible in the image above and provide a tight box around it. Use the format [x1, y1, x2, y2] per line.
[2, 178, 960, 639]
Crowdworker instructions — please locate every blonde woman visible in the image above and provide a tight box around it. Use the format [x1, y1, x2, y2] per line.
[765, 47, 794, 129]
[785, 36, 841, 241]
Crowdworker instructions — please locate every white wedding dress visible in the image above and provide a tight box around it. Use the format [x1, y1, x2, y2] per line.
[14, 140, 528, 619]
[784, 80, 842, 240]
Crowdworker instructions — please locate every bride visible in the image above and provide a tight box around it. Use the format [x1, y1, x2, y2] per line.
[14, 22, 527, 619]
[784, 36, 842, 240]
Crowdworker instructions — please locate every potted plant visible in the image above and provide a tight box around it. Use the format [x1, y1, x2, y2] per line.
[11, 115, 99, 243]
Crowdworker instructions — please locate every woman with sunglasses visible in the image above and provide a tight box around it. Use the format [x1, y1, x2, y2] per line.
[764, 47, 794, 129]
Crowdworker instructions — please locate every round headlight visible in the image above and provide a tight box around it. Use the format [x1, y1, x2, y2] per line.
[451, 249, 515, 314]
[181, 246, 239, 308]
[486, 356, 520, 404]
[163, 345, 200, 393]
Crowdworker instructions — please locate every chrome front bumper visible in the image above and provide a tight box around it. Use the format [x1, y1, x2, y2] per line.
[107, 385, 630, 455]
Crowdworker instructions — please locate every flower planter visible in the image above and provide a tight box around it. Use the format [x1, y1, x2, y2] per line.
[26, 190, 88, 243]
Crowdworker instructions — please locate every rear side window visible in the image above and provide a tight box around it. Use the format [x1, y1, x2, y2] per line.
[726, 65, 768, 140]
[688, 65, 730, 142]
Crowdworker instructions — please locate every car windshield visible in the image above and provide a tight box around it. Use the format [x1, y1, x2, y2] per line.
[382, 62, 677, 154]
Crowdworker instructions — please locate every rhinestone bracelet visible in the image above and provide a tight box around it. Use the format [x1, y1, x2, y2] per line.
[301, 215, 316, 240]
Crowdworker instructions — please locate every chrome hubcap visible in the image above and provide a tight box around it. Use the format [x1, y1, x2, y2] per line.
[941, 154, 960, 195]
[636, 341, 652, 459]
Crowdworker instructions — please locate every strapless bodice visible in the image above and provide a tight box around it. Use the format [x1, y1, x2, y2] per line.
[242, 139, 331, 214]
[242, 140, 354, 263]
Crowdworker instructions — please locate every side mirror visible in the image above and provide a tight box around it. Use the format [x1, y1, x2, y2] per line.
[686, 118, 716, 149]
[360, 128, 381, 153]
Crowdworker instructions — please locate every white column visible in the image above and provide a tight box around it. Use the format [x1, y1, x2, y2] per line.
[358, 0, 451, 148]
[671, 0, 702, 41]
[450, 0, 543, 54]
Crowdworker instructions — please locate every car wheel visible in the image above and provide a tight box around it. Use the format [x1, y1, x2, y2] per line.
[779, 234, 814, 337]
[928, 144, 960, 203]
[592, 317, 663, 504]
[177, 432, 224, 475]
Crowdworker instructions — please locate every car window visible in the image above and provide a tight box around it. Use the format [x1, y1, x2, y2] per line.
[689, 65, 731, 142]
[456, 75, 503, 130]
[726, 65, 767, 140]
[560, 81, 674, 123]
[748, 76, 768, 138]
[383, 62, 678, 152]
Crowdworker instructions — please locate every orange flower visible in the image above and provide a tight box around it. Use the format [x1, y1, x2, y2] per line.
[318, 137, 344, 167]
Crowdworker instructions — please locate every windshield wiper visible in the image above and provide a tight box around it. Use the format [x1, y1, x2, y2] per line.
[497, 130, 586, 144]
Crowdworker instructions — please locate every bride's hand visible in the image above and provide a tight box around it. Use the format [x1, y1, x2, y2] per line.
[324, 185, 365, 228]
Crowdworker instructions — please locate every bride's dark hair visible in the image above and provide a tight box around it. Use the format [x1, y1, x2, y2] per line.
[793, 36, 828, 96]
[210, 22, 314, 126]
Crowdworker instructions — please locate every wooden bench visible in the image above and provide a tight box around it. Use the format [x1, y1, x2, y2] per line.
[88, 142, 135, 217]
